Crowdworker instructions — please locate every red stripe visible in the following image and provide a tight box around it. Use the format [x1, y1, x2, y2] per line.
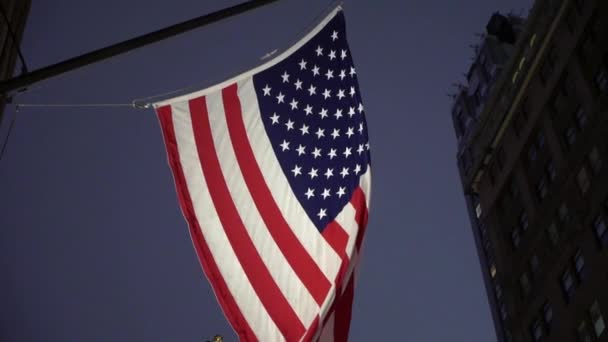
[350, 187, 369, 250]
[333, 273, 355, 342]
[322, 221, 350, 258]
[222, 83, 331, 305]
[301, 316, 320, 342]
[156, 105, 257, 341]
[188, 96, 306, 340]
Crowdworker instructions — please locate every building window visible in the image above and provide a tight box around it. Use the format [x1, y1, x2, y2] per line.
[543, 302, 553, 327]
[490, 263, 497, 278]
[574, 249, 586, 281]
[594, 67, 608, 94]
[594, 215, 608, 245]
[561, 269, 576, 300]
[588, 147, 603, 175]
[529, 144, 538, 162]
[511, 229, 521, 248]
[500, 301, 508, 321]
[590, 301, 606, 338]
[519, 211, 529, 231]
[547, 223, 560, 246]
[564, 126, 577, 147]
[577, 167, 591, 194]
[495, 283, 503, 300]
[530, 319, 544, 342]
[520, 272, 532, 297]
[546, 160, 557, 182]
[578, 321, 594, 342]
[574, 105, 588, 129]
[536, 177, 548, 200]
[530, 254, 540, 275]
[476, 202, 483, 218]
[558, 203, 571, 223]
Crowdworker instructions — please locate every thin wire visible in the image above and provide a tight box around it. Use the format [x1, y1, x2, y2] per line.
[0, 113, 17, 162]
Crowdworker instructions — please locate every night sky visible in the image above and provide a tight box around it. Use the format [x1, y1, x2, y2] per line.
[0, 1, 531, 341]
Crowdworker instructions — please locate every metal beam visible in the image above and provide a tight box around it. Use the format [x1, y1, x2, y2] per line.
[0, 0, 280, 94]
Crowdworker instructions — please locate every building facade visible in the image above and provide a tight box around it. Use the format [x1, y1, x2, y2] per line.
[452, 1, 608, 341]
[0, 0, 30, 124]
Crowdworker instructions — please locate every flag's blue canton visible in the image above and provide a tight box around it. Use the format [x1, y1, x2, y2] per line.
[253, 12, 370, 232]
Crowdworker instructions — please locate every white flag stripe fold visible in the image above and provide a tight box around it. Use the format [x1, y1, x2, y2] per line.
[237, 78, 342, 282]
[204, 92, 318, 327]
[318, 312, 336, 342]
[170, 101, 283, 342]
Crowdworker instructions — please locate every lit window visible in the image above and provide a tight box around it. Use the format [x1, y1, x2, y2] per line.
[574, 105, 588, 128]
[490, 264, 497, 278]
[577, 167, 591, 194]
[574, 250, 586, 280]
[588, 147, 603, 175]
[594, 215, 608, 244]
[590, 301, 606, 337]
[561, 269, 575, 300]
[547, 223, 559, 246]
[476, 203, 483, 218]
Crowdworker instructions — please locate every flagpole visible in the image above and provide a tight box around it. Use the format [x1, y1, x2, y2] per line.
[0, 0, 280, 95]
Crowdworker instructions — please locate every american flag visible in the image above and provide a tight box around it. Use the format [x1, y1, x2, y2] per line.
[154, 7, 371, 341]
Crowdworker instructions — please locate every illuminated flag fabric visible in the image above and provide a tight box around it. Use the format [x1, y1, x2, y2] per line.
[154, 6, 371, 341]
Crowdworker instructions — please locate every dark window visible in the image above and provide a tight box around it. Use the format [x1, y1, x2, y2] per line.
[595, 67, 608, 94]
[529, 144, 538, 162]
[530, 254, 540, 275]
[558, 203, 570, 223]
[546, 160, 557, 182]
[588, 147, 603, 175]
[509, 178, 520, 200]
[495, 283, 503, 300]
[520, 272, 532, 297]
[564, 126, 577, 147]
[574, 249, 586, 281]
[561, 269, 576, 300]
[594, 215, 608, 245]
[530, 319, 544, 342]
[578, 321, 593, 342]
[511, 229, 521, 248]
[536, 177, 548, 200]
[577, 167, 591, 194]
[574, 105, 588, 129]
[500, 301, 508, 321]
[543, 302, 553, 327]
[547, 223, 560, 246]
[519, 211, 529, 231]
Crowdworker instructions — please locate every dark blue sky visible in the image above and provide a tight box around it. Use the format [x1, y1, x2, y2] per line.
[0, 1, 531, 341]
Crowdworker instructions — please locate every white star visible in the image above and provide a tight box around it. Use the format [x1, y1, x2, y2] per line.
[328, 50, 337, 60]
[304, 104, 313, 115]
[317, 208, 327, 219]
[339, 69, 346, 80]
[354, 164, 362, 174]
[308, 167, 318, 179]
[312, 65, 320, 76]
[331, 30, 339, 41]
[350, 67, 356, 77]
[324, 168, 334, 179]
[336, 187, 346, 198]
[334, 109, 343, 120]
[299, 124, 309, 135]
[321, 188, 331, 199]
[315, 128, 325, 139]
[366, 142, 370, 150]
[262, 84, 271, 96]
[312, 147, 322, 159]
[328, 148, 337, 159]
[346, 127, 354, 137]
[315, 45, 323, 56]
[337, 89, 345, 100]
[358, 103, 364, 113]
[294, 79, 303, 90]
[305, 188, 315, 199]
[331, 128, 340, 139]
[340, 49, 347, 60]
[299, 59, 307, 70]
[280, 140, 290, 151]
[289, 98, 299, 110]
[340, 167, 350, 178]
[323, 89, 331, 99]
[281, 71, 290, 83]
[319, 108, 329, 119]
[348, 107, 356, 117]
[276, 92, 285, 104]
[296, 144, 306, 156]
[285, 119, 294, 131]
[308, 84, 317, 95]
[350, 86, 356, 97]
[343, 147, 352, 158]
[325, 69, 334, 80]
[357, 144, 365, 155]
[358, 122, 364, 133]
[270, 113, 280, 125]
[291, 165, 302, 177]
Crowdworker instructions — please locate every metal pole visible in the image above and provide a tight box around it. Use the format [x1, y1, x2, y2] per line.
[0, 0, 280, 95]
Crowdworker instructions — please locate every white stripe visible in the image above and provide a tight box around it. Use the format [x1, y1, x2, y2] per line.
[171, 101, 283, 342]
[204, 91, 318, 328]
[237, 78, 343, 285]
[359, 166, 372, 211]
[334, 203, 357, 258]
